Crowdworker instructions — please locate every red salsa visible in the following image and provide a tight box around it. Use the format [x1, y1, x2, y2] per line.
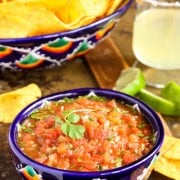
[17, 95, 155, 172]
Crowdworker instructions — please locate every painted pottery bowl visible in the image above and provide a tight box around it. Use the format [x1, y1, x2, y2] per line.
[9, 88, 164, 180]
[0, 0, 132, 71]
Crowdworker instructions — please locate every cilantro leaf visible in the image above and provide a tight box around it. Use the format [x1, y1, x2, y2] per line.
[62, 110, 80, 123]
[61, 123, 70, 136]
[138, 123, 146, 129]
[88, 95, 106, 102]
[149, 133, 156, 144]
[67, 113, 80, 123]
[55, 116, 63, 126]
[60, 110, 85, 139]
[30, 110, 49, 120]
[62, 97, 74, 103]
[68, 124, 85, 139]
[62, 110, 71, 117]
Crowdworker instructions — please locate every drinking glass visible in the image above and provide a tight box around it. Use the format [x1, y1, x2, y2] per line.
[132, 0, 180, 88]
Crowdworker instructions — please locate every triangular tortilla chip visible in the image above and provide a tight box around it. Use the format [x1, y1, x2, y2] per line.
[0, 84, 41, 123]
[153, 156, 180, 180]
[163, 136, 180, 160]
[107, 0, 124, 15]
[0, 2, 71, 37]
[0, 15, 30, 38]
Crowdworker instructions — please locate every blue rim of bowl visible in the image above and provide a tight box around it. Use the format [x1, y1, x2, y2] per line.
[0, 0, 133, 44]
[9, 88, 164, 178]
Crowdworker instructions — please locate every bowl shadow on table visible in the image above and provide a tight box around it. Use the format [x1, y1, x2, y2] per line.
[0, 58, 99, 96]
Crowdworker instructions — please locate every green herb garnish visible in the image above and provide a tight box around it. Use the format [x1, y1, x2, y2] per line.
[58, 110, 85, 139]
[59, 97, 74, 103]
[137, 133, 144, 137]
[149, 133, 156, 144]
[107, 136, 114, 141]
[55, 116, 63, 126]
[63, 110, 80, 123]
[88, 95, 106, 102]
[145, 133, 156, 144]
[20, 125, 33, 133]
[97, 164, 103, 171]
[30, 110, 50, 120]
[138, 123, 146, 129]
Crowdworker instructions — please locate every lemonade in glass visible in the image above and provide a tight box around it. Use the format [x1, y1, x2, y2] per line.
[132, 0, 180, 87]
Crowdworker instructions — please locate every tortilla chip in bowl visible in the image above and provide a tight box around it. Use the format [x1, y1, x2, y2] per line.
[0, 0, 132, 70]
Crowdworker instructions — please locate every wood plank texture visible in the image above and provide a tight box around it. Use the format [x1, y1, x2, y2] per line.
[85, 37, 129, 89]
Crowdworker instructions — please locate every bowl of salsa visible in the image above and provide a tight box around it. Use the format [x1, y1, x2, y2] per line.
[8, 88, 164, 180]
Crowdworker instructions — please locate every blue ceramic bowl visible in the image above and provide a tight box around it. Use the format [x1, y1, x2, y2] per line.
[9, 88, 164, 180]
[0, 0, 132, 71]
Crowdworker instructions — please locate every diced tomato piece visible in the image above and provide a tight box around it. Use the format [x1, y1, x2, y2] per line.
[123, 151, 136, 165]
[106, 99, 117, 108]
[102, 152, 111, 164]
[42, 128, 60, 140]
[44, 118, 55, 128]
[118, 124, 128, 136]
[83, 142, 96, 153]
[129, 134, 139, 143]
[22, 133, 35, 143]
[57, 158, 70, 169]
[122, 114, 138, 127]
[77, 97, 90, 106]
[83, 160, 97, 171]
[107, 110, 121, 125]
[57, 142, 68, 155]
[35, 154, 48, 163]
[98, 141, 110, 154]
[131, 127, 141, 134]
[85, 122, 108, 140]
[96, 112, 106, 124]
[40, 143, 51, 154]
[47, 153, 58, 166]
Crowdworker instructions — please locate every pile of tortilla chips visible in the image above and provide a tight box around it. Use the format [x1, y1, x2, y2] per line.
[0, 84, 41, 123]
[153, 135, 180, 180]
[0, 0, 124, 38]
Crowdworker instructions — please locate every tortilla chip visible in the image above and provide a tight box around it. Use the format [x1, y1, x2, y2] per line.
[0, 0, 125, 38]
[15, 0, 83, 24]
[57, 0, 86, 24]
[153, 156, 180, 180]
[161, 135, 180, 155]
[106, 0, 124, 15]
[163, 136, 180, 160]
[153, 135, 180, 179]
[0, 15, 30, 38]
[0, 2, 70, 37]
[23, 3, 70, 36]
[69, 15, 97, 29]
[14, 0, 68, 14]
[81, 0, 110, 18]
[0, 84, 41, 123]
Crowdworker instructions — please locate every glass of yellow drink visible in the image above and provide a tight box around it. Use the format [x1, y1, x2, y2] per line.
[132, 0, 180, 88]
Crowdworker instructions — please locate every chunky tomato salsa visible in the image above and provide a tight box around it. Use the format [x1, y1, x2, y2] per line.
[17, 95, 155, 172]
